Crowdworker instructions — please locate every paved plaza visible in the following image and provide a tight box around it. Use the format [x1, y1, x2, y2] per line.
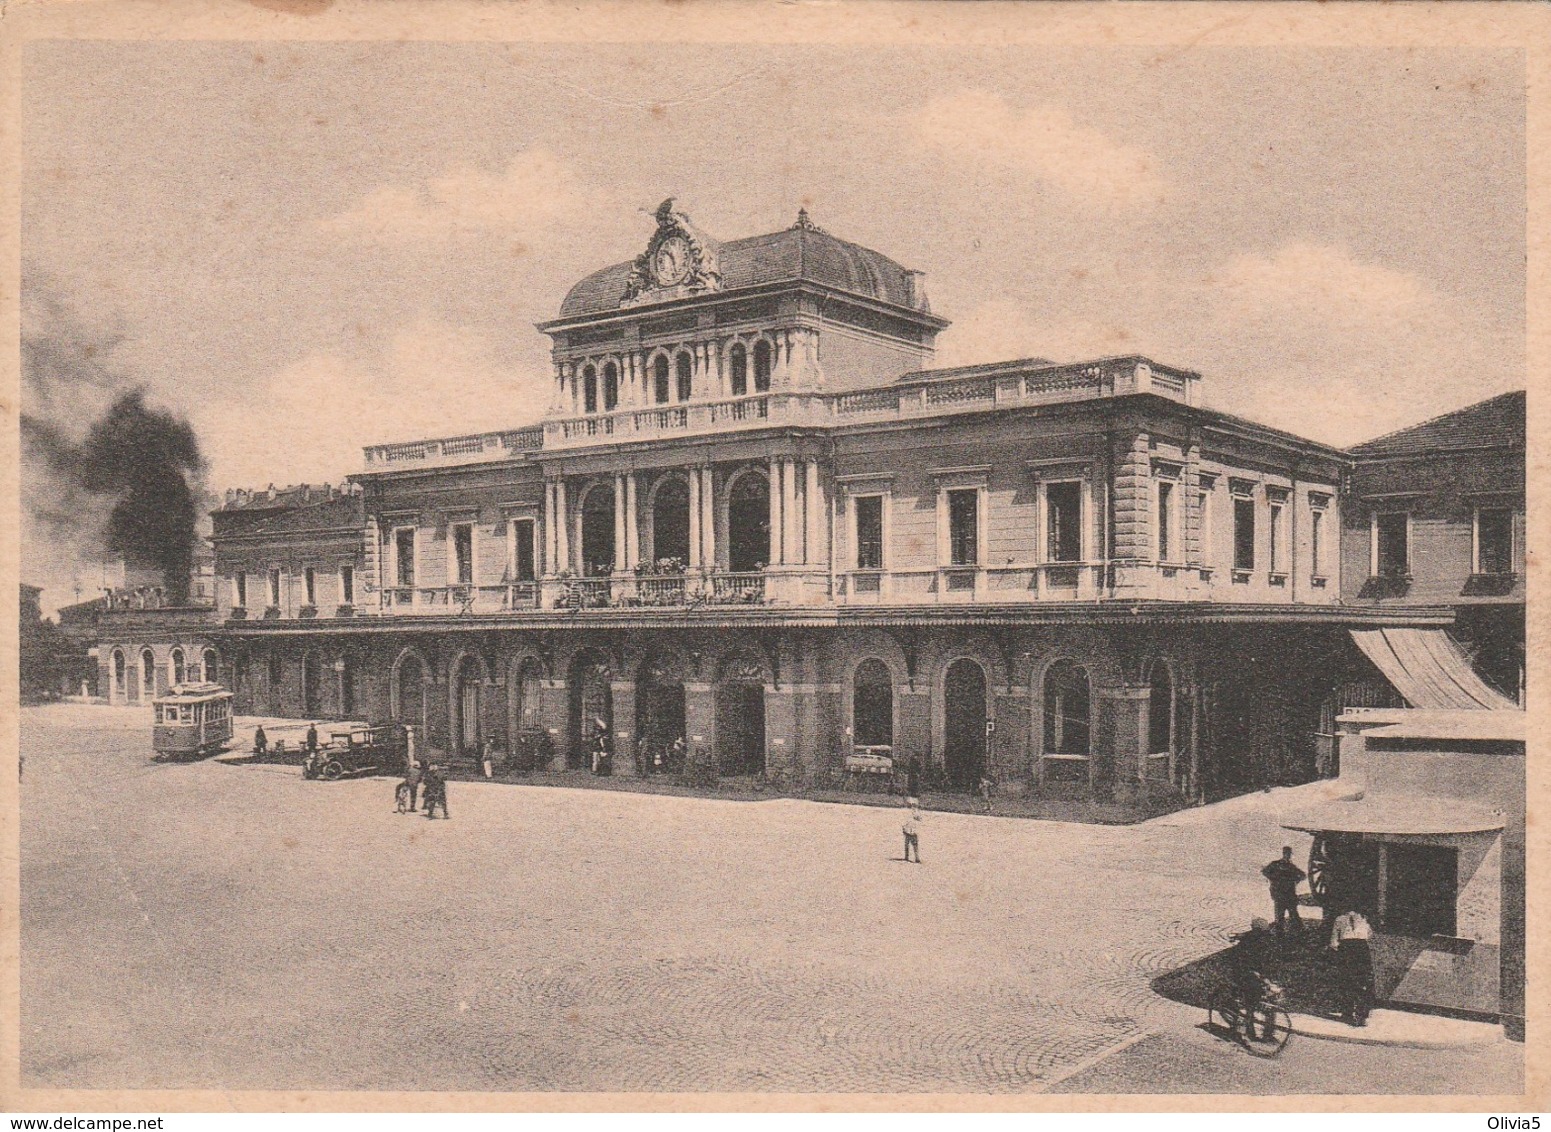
[19, 705, 1524, 1095]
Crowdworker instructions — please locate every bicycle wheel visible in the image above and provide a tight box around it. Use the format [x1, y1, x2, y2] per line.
[1241, 1003, 1293, 1057]
[1208, 993, 1239, 1038]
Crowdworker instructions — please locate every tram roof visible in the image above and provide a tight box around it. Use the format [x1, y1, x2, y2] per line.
[153, 682, 232, 704]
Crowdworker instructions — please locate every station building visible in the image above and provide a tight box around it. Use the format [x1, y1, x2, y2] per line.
[202, 201, 1497, 810]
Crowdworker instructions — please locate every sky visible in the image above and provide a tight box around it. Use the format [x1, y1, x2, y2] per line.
[22, 40, 1525, 518]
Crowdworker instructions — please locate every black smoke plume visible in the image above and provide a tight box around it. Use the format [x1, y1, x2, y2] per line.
[21, 283, 206, 606]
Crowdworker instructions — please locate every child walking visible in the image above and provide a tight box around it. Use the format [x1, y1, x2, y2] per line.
[902, 803, 922, 863]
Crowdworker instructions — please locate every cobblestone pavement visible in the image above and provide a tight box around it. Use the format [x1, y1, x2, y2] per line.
[19, 706, 1522, 1094]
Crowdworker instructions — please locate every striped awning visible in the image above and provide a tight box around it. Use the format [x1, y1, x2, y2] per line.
[1350, 628, 1517, 711]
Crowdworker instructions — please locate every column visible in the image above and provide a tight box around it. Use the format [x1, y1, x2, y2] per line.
[613, 474, 627, 573]
[772, 330, 789, 389]
[710, 340, 724, 399]
[768, 457, 784, 567]
[782, 458, 798, 566]
[624, 472, 640, 570]
[700, 466, 716, 570]
[544, 481, 557, 574]
[804, 460, 820, 567]
[555, 480, 570, 573]
[688, 468, 702, 570]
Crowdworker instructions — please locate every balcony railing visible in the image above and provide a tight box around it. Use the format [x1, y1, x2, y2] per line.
[365, 357, 1198, 468]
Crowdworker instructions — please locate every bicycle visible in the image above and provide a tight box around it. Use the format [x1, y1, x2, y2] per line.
[1208, 976, 1293, 1057]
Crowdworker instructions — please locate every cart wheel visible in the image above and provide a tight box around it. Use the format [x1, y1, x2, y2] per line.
[321, 760, 345, 780]
[1308, 835, 1332, 902]
[1241, 1003, 1293, 1057]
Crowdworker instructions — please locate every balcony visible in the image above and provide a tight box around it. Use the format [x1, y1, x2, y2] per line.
[362, 426, 544, 470]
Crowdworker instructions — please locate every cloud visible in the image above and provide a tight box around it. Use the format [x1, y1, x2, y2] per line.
[934, 300, 1151, 370]
[201, 321, 551, 489]
[914, 91, 1167, 210]
[927, 242, 1517, 449]
[319, 149, 605, 243]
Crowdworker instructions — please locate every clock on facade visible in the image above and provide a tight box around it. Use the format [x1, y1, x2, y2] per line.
[652, 235, 691, 287]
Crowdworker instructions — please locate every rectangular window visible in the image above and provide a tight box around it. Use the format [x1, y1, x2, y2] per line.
[268, 567, 282, 607]
[395, 528, 416, 588]
[1157, 481, 1174, 562]
[234, 571, 247, 608]
[304, 566, 317, 607]
[855, 495, 884, 570]
[1046, 481, 1082, 563]
[1375, 512, 1409, 577]
[948, 489, 979, 566]
[513, 519, 536, 581]
[1310, 509, 1325, 576]
[340, 564, 355, 605]
[1233, 499, 1256, 571]
[1268, 503, 1283, 573]
[452, 523, 474, 585]
[1477, 508, 1513, 575]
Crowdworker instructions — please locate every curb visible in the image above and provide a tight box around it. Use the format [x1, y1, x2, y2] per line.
[1289, 1010, 1501, 1050]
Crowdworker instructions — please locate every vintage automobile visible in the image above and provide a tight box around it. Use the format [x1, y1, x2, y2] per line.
[151, 683, 234, 759]
[303, 723, 404, 781]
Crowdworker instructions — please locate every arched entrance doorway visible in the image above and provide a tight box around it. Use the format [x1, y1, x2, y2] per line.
[943, 658, 987, 790]
[111, 649, 127, 702]
[650, 476, 691, 567]
[716, 658, 766, 776]
[452, 655, 483, 756]
[569, 651, 613, 770]
[511, 657, 544, 734]
[203, 648, 219, 684]
[395, 654, 427, 736]
[580, 483, 616, 576]
[141, 648, 156, 699]
[727, 472, 770, 572]
[302, 653, 323, 716]
[637, 657, 687, 774]
[171, 647, 187, 687]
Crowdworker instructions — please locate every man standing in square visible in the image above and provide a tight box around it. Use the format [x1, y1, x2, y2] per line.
[1262, 846, 1306, 937]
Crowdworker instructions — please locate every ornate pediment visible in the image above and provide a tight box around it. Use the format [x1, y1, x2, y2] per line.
[622, 198, 722, 306]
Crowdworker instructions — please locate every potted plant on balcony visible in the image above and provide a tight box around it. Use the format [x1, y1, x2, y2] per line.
[230, 607, 249, 620]
[299, 605, 318, 619]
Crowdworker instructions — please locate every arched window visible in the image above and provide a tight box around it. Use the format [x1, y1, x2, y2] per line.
[170, 647, 186, 688]
[675, 352, 693, 401]
[203, 648, 219, 684]
[1043, 661, 1091, 756]
[727, 472, 771, 573]
[580, 482, 617, 576]
[653, 355, 670, 404]
[729, 343, 748, 396]
[1148, 663, 1173, 754]
[112, 649, 127, 699]
[651, 476, 691, 565]
[753, 339, 772, 392]
[603, 361, 619, 411]
[582, 365, 598, 414]
[141, 648, 155, 697]
[852, 659, 893, 749]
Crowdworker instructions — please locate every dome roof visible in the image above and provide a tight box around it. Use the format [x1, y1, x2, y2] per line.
[558, 214, 927, 320]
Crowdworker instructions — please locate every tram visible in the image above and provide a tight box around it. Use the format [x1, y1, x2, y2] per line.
[152, 682, 235, 759]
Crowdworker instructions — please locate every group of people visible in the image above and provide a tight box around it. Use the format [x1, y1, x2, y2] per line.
[394, 728, 449, 818]
[1232, 845, 1375, 1027]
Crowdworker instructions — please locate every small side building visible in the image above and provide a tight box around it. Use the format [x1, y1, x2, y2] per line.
[1284, 706, 1524, 1040]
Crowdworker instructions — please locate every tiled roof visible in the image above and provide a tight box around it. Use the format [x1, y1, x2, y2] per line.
[1349, 390, 1525, 457]
[221, 495, 364, 538]
[559, 223, 925, 319]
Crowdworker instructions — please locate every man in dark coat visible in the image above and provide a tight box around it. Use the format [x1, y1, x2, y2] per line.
[1262, 846, 1307, 937]
[423, 763, 449, 819]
